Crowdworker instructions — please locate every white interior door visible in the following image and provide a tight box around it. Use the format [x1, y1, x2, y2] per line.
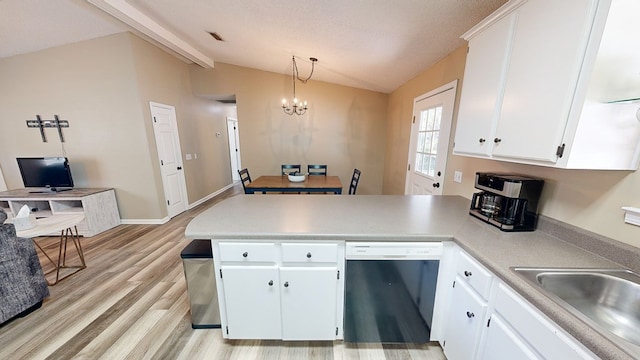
[226, 118, 242, 181]
[405, 80, 457, 195]
[150, 102, 188, 218]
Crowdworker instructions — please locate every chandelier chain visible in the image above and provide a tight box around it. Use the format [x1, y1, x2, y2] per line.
[282, 55, 318, 116]
[293, 56, 316, 84]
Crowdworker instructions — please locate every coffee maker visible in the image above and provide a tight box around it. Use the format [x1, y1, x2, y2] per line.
[470, 172, 544, 231]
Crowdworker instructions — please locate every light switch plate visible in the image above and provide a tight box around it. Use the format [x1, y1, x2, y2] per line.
[185, 154, 192, 160]
[454, 171, 463, 183]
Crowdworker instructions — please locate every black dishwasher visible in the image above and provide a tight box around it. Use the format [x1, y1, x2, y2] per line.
[344, 242, 442, 343]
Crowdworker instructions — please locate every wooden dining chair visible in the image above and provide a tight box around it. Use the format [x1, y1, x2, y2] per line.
[349, 169, 361, 195]
[238, 168, 252, 194]
[307, 164, 327, 176]
[281, 164, 301, 175]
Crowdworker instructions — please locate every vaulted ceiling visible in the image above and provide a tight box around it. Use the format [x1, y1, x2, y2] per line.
[0, 0, 507, 93]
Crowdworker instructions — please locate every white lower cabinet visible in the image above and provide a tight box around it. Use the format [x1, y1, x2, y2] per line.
[480, 314, 539, 360]
[481, 283, 597, 360]
[220, 266, 282, 339]
[444, 246, 597, 360]
[443, 277, 488, 360]
[280, 267, 338, 340]
[214, 241, 344, 341]
[443, 247, 493, 360]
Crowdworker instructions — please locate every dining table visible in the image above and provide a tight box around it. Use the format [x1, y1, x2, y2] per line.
[245, 175, 343, 194]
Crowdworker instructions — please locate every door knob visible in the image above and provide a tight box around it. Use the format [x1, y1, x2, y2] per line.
[242, 252, 248, 258]
[177, 166, 183, 170]
[494, 138, 502, 143]
[306, 252, 312, 258]
[479, 138, 486, 143]
[464, 270, 472, 277]
[466, 311, 475, 318]
[432, 183, 440, 188]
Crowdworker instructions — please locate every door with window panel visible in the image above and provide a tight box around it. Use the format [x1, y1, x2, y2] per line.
[406, 82, 456, 195]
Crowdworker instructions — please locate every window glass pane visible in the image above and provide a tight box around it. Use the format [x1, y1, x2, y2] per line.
[422, 155, 430, 175]
[434, 106, 442, 130]
[423, 132, 433, 153]
[428, 155, 437, 176]
[419, 113, 427, 131]
[415, 153, 423, 173]
[431, 130, 439, 154]
[427, 109, 435, 130]
[417, 133, 426, 154]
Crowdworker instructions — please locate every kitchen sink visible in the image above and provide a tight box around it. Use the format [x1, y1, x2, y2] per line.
[513, 267, 640, 358]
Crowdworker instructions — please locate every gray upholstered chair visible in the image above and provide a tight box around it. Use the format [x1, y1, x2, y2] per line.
[0, 209, 49, 325]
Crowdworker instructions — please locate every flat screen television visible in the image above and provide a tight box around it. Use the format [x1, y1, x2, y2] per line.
[17, 157, 74, 192]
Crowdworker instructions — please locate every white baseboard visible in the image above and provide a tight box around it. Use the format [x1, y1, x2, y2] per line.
[118, 183, 235, 225]
[120, 217, 170, 225]
[189, 183, 235, 209]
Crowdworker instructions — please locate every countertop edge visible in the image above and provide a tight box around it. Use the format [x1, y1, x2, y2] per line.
[183, 195, 634, 360]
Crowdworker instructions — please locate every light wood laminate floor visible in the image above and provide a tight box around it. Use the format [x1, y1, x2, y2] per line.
[0, 184, 446, 360]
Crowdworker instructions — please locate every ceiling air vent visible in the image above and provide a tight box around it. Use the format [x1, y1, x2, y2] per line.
[208, 32, 224, 42]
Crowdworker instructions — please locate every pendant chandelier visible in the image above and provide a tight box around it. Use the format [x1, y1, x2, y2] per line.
[282, 56, 318, 116]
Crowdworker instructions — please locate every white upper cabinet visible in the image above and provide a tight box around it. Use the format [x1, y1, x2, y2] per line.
[454, 0, 640, 170]
[453, 12, 515, 157]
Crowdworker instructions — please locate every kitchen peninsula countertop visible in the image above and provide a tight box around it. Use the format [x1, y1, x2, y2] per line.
[185, 195, 637, 360]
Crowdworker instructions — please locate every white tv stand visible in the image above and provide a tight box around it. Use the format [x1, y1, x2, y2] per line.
[0, 188, 120, 237]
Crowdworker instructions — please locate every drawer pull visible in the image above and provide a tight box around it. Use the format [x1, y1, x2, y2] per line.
[242, 252, 248, 258]
[466, 311, 475, 318]
[284, 281, 289, 288]
[464, 270, 472, 277]
[307, 252, 312, 258]
[268, 280, 273, 286]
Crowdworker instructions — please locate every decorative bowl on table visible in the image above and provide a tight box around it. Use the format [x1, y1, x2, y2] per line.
[287, 173, 306, 182]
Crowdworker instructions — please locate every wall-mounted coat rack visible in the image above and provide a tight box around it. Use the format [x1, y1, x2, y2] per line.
[26, 115, 69, 142]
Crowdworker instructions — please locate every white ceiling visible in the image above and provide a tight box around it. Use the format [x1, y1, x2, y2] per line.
[0, 0, 507, 93]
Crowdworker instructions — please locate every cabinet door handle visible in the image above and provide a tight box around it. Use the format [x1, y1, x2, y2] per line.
[494, 138, 502, 143]
[464, 270, 472, 277]
[242, 252, 248, 258]
[432, 182, 440, 188]
[479, 138, 486, 143]
[306, 252, 312, 258]
[284, 281, 289, 288]
[268, 280, 273, 286]
[466, 311, 475, 318]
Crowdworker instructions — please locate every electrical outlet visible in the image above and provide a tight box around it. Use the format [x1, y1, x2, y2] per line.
[454, 171, 463, 183]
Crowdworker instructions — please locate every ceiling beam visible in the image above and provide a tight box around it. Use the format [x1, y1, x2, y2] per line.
[87, 0, 214, 68]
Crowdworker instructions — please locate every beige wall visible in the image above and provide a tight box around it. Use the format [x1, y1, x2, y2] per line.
[383, 45, 468, 194]
[384, 44, 640, 248]
[0, 33, 232, 220]
[128, 34, 233, 207]
[190, 63, 388, 194]
[183, 98, 236, 197]
[0, 33, 162, 220]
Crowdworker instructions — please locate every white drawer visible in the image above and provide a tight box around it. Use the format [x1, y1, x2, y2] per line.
[281, 243, 338, 263]
[494, 283, 595, 360]
[218, 242, 277, 263]
[456, 250, 493, 300]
